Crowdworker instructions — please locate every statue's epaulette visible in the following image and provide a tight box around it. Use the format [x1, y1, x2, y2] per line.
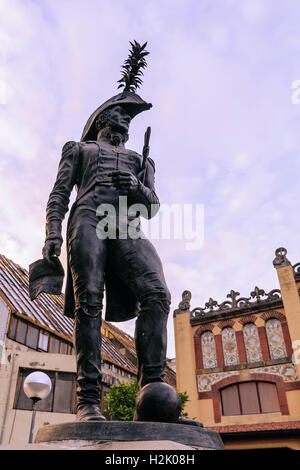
[62, 141, 77, 153]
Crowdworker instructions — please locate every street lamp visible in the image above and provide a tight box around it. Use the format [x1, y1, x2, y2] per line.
[23, 371, 52, 443]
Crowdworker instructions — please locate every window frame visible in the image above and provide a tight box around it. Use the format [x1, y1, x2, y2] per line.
[38, 330, 49, 352]
[220, 380, 280, 416]
[7, 314, 73, 355]
[25, 324, 39, 350]
[48, 336, 60, 354]
[14, 368, 77, 414]
[15, 319, 27, 345]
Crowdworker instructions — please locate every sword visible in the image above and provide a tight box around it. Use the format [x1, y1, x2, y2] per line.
[141, 126, 151, 184]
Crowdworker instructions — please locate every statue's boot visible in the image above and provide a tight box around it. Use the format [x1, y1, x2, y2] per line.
[135, 292, 170, 387]
[74, 306, 105, 421]
[76, 403, 106, 421]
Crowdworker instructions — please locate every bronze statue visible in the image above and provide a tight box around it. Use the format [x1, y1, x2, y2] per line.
[30, 41, 171, 421]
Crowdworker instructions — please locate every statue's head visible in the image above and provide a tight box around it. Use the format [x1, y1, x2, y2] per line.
[81, 91, 152, 142]
[81, 41, 152, 142]
[95, 105, 131, 141]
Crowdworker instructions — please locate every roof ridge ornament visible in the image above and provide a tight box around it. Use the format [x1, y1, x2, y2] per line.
[273, 247, 291, 268]
[293, 262, 300, 273]
[293, 262, 300, 280]
[173, 290, 192, 316]
[205, 297, 219, 312]
[190, 286, 282, 319]
[250, 286, 266, 302]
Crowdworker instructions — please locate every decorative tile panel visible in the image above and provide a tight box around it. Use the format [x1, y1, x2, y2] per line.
[251, 363, 298, 382]
[222, 327, 239, 366]
[266, 318, 287, 359]
[197, 371, 239, 392]
[201, 331, 217, 369]
[197, 363, 298, 393]
[243, 323, 262, 363]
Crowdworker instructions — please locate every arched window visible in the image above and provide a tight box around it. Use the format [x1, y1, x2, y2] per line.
[201, 331, 217, 369]
[220, 381, 280, 416]
[243, 323, 262, 363]
[266, 318, 287, 360]
[222, 327, 239, 366]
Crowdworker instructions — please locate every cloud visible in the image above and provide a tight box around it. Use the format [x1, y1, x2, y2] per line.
[1, 0, 300, 358]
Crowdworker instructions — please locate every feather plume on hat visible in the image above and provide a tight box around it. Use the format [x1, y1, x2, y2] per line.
[117, 40, 150, 93]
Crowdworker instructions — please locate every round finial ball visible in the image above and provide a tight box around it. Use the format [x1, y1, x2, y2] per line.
[135, 382, 182, 423]
[23, 371, 52, 400]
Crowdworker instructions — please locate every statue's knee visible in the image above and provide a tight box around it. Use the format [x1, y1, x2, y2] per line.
[75, 302, 102, 318]
[141, 287, 171, 314]
[157, 286, 171, 307]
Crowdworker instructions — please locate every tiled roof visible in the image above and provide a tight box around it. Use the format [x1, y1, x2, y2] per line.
[0, 253, 176, 384]
[208, 421, 300, 434]
[0, 254, 73, 337]
[101, 335, 136, 374]
[104, 321, 137, 357]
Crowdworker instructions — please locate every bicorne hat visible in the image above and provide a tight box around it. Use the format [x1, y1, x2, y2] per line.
[81, 40, 152, 142]
[29, 257, 64, 301]
[81, 91, 152, 141]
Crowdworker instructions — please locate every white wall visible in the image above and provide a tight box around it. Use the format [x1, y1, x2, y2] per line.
[0, 299, 9, 364]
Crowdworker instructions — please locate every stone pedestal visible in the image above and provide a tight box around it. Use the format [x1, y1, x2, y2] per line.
[34, 421, 224, 450]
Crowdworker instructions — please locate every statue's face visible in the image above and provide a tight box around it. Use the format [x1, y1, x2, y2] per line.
[108, 105, 131, 133]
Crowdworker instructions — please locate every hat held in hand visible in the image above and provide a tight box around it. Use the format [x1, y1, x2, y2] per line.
[29, 257, 64, 301]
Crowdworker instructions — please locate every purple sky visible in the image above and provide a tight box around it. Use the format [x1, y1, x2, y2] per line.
[1, 0, 300, 357]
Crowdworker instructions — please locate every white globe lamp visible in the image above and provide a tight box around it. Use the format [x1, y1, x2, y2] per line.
[23, 371, 52, 443]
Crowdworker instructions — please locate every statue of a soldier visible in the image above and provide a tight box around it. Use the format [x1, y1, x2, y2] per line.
[30, 41, 171, 421]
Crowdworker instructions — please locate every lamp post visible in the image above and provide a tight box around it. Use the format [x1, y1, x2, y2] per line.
[23, 371, 52, 443]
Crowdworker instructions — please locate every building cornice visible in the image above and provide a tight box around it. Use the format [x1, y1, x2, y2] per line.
[188, 287, 283, 326]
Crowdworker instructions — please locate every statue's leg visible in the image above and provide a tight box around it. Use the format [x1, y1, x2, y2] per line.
[68, 208, 107, 420]
[109, 237, 171, 387]
[135, 290, 170, 387]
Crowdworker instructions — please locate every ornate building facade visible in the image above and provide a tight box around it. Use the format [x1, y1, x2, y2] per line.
[173, 247, 300, 450]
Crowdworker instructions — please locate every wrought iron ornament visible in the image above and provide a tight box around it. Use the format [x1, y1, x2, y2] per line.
[190, 286, 281, 318]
